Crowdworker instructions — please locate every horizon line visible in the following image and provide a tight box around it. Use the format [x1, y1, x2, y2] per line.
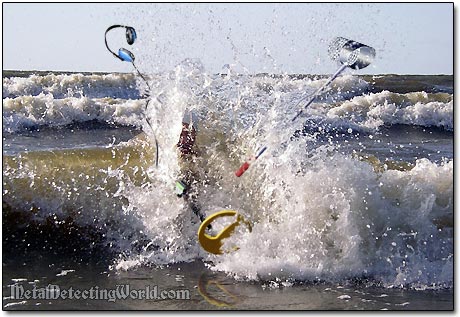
[2, 69, 454, 77]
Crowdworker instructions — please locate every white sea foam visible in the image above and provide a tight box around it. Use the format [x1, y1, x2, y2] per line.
[324, 91, 453, 130]
[111, 63, 452, 288]
[211, 152, 452, 289]
[3, 73, 452, 134]
[3, 73, 139, 99]
[3, 94, 146, 132]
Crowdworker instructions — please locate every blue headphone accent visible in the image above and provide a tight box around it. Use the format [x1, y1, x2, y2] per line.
[118, 48, 134, 62]
[105, 25, 137, 62]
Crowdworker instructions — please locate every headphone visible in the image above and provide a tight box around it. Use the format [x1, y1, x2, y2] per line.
[104, 24, 158, 166]
[104, 25, 137, 62]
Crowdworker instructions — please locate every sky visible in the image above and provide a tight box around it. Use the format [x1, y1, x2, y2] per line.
[2, 2, 454, 75]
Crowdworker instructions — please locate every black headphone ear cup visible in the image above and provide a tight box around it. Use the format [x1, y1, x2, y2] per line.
[126, 27, 137, 45]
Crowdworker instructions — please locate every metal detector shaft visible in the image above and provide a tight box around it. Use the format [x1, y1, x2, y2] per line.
[291, 64, 348, 122]
[235, 65, 347, 177]
[234, 37, 375, 178]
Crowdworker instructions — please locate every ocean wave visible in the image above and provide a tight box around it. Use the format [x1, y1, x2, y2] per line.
[0, 69, 380, 137]
[3, 127, 453, 288]
[3, 73, 140, 99]
[212, 152, 453, 289]
[3, 93, 146, 133]
[307, 91, 453, 131]
[2, 134, 157, 254]
[2, 66, 453, 289]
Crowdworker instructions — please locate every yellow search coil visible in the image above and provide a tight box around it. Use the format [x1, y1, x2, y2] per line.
[197, 210, 252, 255]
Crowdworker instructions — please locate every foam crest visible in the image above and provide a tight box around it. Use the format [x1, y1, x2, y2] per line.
[325, 91, 453, 130]
[3, 73, 140, 99]
[3, 94, 145, 132]
[212, 150, 452, 289]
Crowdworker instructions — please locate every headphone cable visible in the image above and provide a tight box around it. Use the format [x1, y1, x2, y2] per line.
[132, 61, 152, 92]
[132, 61, 159, 168]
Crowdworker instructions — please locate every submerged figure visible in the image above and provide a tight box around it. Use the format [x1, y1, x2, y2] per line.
[175, 109, 208, 224]
[177, 109, 198, 157]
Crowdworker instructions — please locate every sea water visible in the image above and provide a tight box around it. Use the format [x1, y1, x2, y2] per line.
[2, 65, 453, 310]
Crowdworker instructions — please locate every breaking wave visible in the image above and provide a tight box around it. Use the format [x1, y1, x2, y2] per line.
[3, 61, 453, 289]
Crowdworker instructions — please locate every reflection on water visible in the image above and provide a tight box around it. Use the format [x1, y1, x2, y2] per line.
[2, 249, 454, 310]
[198, 273, 240, 308]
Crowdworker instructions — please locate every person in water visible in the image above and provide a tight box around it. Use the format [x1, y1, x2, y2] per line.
[175, 109, 208, 223]
[177, 109, 198, 157]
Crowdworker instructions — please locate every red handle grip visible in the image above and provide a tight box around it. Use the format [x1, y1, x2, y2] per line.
[235, 162, 250, 177]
